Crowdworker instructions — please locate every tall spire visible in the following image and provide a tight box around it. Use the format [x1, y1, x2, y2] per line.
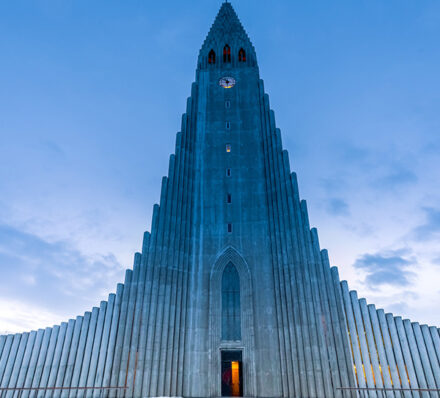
[198, 2, 256, 68]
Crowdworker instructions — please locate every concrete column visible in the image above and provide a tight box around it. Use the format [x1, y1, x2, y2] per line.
[0, 337, 6, 361]
[350, 292, 376, 398]
[5, 333, 28, 398]
[290, 172, 314, 397]
[394, 317, 419, 397]
[109, 270, 132, 397]
[420, 325, 440, 388]
[102, 285, 124, 392]
[77, 307, 99, 398]
[86, 302, 107, 398]
[93, 294, 115, 398]
[53, 319, 75, 398]
[14, 331, 37, 392]
[0, 333, 21, 389]
[359, 299, 384, 393]
[300, 202, 331, 398]
[341, 282, 366, 390]
[69, 312, 91, 398]
[402, 319, 429, 398]
[412, 322, 437, 396]
[368, 305, 394, 398]
[0, 336, 14, 386]
[377, 310, 401, 391]
[31, 327, 52, 395]
[62, 316, 83, 398]
[285, 172, 307, 398]
[429, 327, 440, 367]
[20, 329, 44, 398]
[118, 257, 140, 396]
[386, 314, 411, 398]
[37, 326, 59, 398]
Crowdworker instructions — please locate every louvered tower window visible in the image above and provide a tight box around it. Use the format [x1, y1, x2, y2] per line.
[208, 49, 216, 64]
[238, 48, 246, 62]
[223, 45, 231, 63]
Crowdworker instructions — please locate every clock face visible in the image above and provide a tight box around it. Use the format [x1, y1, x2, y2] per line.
[219, 77, 236, 89]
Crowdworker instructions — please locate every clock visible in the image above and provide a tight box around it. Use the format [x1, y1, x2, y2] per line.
[219, 77, 236, 89]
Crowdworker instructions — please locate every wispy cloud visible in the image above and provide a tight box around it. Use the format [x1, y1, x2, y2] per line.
[0, 223, 124, 330]
[411, 207, 440, 241]
[375, 168, 418, 189]
[353, 249, 416, 287]
[326, 198, 350, 216]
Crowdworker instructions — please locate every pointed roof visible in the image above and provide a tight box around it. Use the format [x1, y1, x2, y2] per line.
[199, 2, 256, 59]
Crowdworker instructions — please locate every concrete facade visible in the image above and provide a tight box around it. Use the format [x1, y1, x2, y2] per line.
[1, 3, 439, 398]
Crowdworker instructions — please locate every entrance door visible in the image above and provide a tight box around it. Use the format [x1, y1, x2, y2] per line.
[221, 350, 243, 397]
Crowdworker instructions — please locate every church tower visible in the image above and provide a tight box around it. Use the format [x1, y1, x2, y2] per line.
[1, 3, 440, 398]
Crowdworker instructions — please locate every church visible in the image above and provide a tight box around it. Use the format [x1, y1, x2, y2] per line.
[1, 3, 440, 397]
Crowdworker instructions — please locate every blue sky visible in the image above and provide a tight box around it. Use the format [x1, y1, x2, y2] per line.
[1, 0, 440, 333]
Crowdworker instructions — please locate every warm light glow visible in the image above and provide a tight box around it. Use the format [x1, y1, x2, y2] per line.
[231, 361, 240, 397]
[226, 144, 231, 152]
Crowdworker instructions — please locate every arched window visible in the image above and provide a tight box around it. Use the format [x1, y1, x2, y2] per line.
[208, 49, 216, 64]
[222, 263, 241, 340]
[238, 48, 246, 62]
[223, 45, 231, 63]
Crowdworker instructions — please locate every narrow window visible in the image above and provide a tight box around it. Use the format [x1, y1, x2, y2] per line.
[222, 262, 241, 340]
[227, 193, 232, 203]
[226, 121, 230, 129]
[227, 223, 232, 233]
[223, 45, 231, 63]
[226, 168, 231, 177]
[226, 144, 231, 153]
[225, 100, 230, 109]
[208, 49, 216, 64]
[238, 48, 246, 62]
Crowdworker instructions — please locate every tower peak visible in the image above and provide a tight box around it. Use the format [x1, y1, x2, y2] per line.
[198, 2, 257, 69]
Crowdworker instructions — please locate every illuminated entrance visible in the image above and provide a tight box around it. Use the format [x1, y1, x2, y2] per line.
[221, 350, 243, 397]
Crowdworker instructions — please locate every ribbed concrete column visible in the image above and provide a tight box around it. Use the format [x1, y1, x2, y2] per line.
[53, 319, 75, 398]
[102, 285, 124, 393]
[69, 312, 91, 398]
[37, 326, 59, 398]
[394, 317, 419, 397]
[5, 333, 28, 398]
[32, 327, 52, 395]
[15, 331, 37, 393]
[351, 293, 376, 397]
[62, 316, 83, 397]
[110, 270, 132, 398]
[412, 322, 437, 396]
[86, 301, 107, 398]
[386, 314, 411, 398]
[93, 294, 115, 398]
[376, 310, 401, 392]
[0, 335, 13, 385]
[341, 282, 365, 389]
[368, 305, 394, 398]
[421, 325, 440, 388]
[20, 329, 43, 398]
[78, 308, 99, 398]
[359, 299, 383, 393]
[45, 322, 68, 397]
[429, 327, 440, 367]
[0, 333, 21, 390]
[0, 337, 6, 361]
